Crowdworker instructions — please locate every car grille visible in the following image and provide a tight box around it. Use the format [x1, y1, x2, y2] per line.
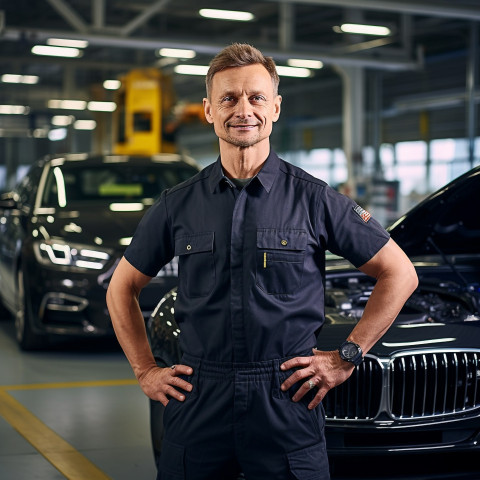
[323, 350, 480, 422]
[323, 356, 383, 420]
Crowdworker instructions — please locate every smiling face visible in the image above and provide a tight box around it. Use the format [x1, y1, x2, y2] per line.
[203, 64, 282, 151]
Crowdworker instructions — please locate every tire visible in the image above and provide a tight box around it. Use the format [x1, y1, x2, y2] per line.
[15, 269, 46, 350]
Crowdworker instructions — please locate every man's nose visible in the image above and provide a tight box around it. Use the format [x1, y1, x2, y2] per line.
[235, 96, 252, 117]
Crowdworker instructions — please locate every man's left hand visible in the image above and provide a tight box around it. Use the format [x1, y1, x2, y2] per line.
[280, 348, 355, 410]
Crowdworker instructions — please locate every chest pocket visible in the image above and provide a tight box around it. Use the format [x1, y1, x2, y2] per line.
[256, 229, 307, 295]
[175, 232, 215, 298]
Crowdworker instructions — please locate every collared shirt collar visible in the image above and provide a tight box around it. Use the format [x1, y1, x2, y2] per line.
[209, 150, 280, 194]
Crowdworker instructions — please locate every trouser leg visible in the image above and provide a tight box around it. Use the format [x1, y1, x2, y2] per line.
[234, 360, 330, 480]
[158, 358, 240, 480]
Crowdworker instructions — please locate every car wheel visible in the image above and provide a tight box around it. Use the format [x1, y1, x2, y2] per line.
[15, 269, 46, 350]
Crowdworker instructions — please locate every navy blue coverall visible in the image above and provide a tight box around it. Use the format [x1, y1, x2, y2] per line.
[124, 151, 390, 480]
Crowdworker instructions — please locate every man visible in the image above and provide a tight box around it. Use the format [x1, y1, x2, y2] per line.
[106, 43, 418, 480]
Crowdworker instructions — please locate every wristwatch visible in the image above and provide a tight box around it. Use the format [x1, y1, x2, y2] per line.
[338, 340, 363, 366]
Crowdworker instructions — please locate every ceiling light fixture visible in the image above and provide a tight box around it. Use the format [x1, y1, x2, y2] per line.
[0, 105, 29, 115]
[158, 48, 196, 59]
[103, 80, 121, 90]
[48, 128, 68, 141]
[174, 65, 210, 76]
[47, 38, 89, 48]
[87, 101, 116, 112]
[48, 100, 87, 110]
[287, 59, 323, 69]
[52, 115, 75, 126]
[199, 9, 254, 22]
[74, 120, 97, 130]
[338, 23, 391, 36]
[32, 45, 82, 58]
[1, 74, 39, 84]
[276, 66, 312, 78]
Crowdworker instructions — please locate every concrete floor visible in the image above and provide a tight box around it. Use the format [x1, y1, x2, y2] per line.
[0, 316, 157, 480]
[2, 313, 480, 480]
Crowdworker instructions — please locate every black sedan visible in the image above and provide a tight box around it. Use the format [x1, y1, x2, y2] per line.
[0, 152, 200, 350]
[147, 165, 480, 476]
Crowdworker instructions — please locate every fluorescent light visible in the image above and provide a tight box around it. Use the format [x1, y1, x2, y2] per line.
[339, 23, 391, 36]
[174, 65, 209, 76]
[48, 99, 87, 110]
[0, 105, 29, 115]
[199, 8, 254, 21]
[48, 128, 68, 141]
[276, 66, 312, 78]
[47, 38, 89, 48]
[74, 120, 96, 130]
[287, 59, 323, 69]
[52, 115, 74, 126]
[109, 203, 145, 212]
[31, 45, 82, 58]
[103, 80, 121, 90]
[87, 101, 116, 112]
[159, 48, 196, 59]
[1, 74, 39, 84]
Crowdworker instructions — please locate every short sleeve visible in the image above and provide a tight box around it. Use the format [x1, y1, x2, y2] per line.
[124, 190, 174, 277]
[318, 186, 390, 268]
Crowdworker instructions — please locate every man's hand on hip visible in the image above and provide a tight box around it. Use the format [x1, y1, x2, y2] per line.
[280, 348, 354, 410]
[138, 364, 194, 406]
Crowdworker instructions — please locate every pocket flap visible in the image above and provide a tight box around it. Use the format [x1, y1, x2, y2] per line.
[257, 229, 307, 251]
[175, 232, 214, 256]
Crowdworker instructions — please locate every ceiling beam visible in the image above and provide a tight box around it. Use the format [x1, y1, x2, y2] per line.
[264, 0, 480, 22]
[120, 0, 172, 37]
[2, 27, 421, 71]
[92, 0, 105, 30]
[46, 0, 89, 33]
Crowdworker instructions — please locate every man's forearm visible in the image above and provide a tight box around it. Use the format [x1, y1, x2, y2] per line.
[108, 291, 157, 379]
[106, 257, 157, 380]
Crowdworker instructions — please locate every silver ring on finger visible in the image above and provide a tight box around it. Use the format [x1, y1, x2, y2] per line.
[170, 365, 176, 370]
[308, 379, 315, 389]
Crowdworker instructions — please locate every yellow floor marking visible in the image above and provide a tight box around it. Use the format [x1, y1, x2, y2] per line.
[3, 378, 138, 390]
[0, 380, 139, 480]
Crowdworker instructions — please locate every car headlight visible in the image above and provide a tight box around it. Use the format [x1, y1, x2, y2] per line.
[33, 239, 112, 270]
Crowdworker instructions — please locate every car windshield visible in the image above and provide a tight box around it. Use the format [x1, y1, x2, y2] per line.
[40, 161, 197, 208]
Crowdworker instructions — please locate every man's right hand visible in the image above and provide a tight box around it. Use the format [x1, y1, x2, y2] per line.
[137, 364, 194, 406]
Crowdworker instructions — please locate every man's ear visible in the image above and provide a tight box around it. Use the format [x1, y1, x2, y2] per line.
[203, 98, 214, 124]
[272, 95, 282, 123]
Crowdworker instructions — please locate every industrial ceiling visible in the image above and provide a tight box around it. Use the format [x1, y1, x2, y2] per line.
[0, 0, 479, 155]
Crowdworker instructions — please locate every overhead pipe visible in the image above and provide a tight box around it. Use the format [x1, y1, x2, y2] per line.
[264, 0, 480, 22]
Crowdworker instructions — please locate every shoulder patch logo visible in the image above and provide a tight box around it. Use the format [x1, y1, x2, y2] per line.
[353, 204, 371, 223]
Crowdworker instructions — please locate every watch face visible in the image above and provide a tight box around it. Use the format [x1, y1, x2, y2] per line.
[342, 342, 359, 359]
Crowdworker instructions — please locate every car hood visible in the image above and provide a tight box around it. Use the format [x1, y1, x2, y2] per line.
[387, 165, 480, 257]
[33, 204, 147, 250]
[318, 314, 480, 357]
